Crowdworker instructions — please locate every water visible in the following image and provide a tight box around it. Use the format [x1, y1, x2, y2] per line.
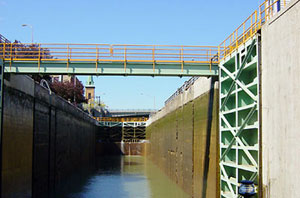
[56, 156, 189, 198]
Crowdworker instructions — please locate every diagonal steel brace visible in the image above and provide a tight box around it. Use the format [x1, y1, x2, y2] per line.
[220, 39, 256, 111]
[220, 104, 257, 162]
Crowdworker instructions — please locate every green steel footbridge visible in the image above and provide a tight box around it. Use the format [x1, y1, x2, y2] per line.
[0, 0, 288, 197]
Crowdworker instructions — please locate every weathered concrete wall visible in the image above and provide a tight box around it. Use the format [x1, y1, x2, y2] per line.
[2, 74, 97, 198]
[2, 77, 34, 198]
[146, 77, 219, 197]
[261, 0, 300, 197]
[147, 77, 212, 125]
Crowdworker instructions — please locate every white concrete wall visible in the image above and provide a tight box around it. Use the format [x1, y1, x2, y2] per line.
[261, 0, 300, 197]
[147, 77, 215, 125]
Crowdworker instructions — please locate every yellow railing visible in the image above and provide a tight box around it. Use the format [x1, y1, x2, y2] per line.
[95, 117, 148, 122]
[0, 43, 221, 64]
[0, 0, 290, 64]
[219, 0, 288, 59]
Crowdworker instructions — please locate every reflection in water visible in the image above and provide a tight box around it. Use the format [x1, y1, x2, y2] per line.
[57, 156, 189, 198]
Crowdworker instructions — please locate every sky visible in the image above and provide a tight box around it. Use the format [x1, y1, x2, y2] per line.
[0, 0, 262, 109]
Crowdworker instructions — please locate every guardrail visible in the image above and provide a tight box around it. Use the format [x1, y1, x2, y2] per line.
[165, 0, 291, 105]
[108, 109, 157, 113]
[95, 117, 148, 122]
[218, 0, 290, 59]
[0, 34, 10, 44]
[0, 43, 221, 65]
[0, 0, 291, 66]
[164, 76, 199, 105]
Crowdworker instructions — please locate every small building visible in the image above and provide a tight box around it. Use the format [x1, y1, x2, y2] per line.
[83, 76, 105, 117]
[85, 76, 95, 104]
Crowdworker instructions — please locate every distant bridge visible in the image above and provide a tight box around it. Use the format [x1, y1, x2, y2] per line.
[107, 109, 157, 117]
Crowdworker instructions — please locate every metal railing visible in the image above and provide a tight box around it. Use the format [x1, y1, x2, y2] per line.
[0, 34, 10, 44]
[0, 0, 291, 65]
[165, 0, 291, 105]
[0, 43, 220, 64]
[108, 109, 157, 112]
[218, 0, 290, 59]
[165, 76, 199, 105]
[95, 117, 148, 122]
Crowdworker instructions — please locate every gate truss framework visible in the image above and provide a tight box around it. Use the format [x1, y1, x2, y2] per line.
[99, 121, 146, 142]
[219, 37, 260, 198]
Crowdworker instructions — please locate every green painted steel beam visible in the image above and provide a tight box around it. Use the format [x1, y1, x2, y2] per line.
[3, 61, 218, 76]
[220, 39, 256, 110]
[220, 104, 257, 162]
[219, 37, 260, 197]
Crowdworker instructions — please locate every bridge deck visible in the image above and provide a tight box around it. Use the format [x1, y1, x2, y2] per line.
[0, 43, 220, 76]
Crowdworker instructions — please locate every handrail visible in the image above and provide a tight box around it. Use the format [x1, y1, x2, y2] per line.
[0, 0, 291, 64]
[218, 0, 289, 59]
[95, 117, 148, 122]
[165, 76, 199, 105]
[0, 34, 10, 44]
[0, 43, 222, 65]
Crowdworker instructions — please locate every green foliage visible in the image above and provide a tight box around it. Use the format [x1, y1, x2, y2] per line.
[51, 77, 87, 104]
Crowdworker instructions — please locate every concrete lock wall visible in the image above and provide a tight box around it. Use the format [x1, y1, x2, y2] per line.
[146, 77, 219, 197]
[1, 74, 97, 198]
[261, 0, 300, 197]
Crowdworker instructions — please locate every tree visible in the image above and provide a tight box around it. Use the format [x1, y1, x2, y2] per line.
[0, 38, 53, 84]
[1, 35, 86, 104]
[51, 77, 87, 104]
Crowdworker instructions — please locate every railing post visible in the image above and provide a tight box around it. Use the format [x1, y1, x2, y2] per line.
[271, 1, 273, 18]
[218, 46, 220, 61]
[38, 44, 41, 71]
[207, 50, 208, 63]
[255, 10, 258, 31]
[152, 46, 155, 72]
[67, 44, 70, 70]
[110, 45, 113, 56]
[9, 43, 12, 70]
[2, 43, 5, 59]
[243, 23, 245, 43]
[181, 47, 183, 72]
[209, 48, 212, 72]
[96, 45, 99, 71]
[235, 30, 238, 49]
[124, 47, 127, 72]
[251, 14, 253, 36]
